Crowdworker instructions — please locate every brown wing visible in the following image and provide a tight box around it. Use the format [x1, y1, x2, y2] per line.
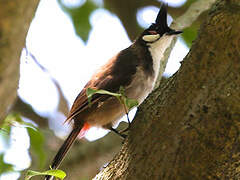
[66, 46, 138, 123]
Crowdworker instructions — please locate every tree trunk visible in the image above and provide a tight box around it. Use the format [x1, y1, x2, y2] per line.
[0, 0, 40, 122]
[94, 0, 240, 179]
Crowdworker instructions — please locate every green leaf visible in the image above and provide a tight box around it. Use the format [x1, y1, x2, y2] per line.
[1, 113, 39, 131]
[25, 169, 66, 180]
[27, 128, 46, 169]
[182, 25, 198, 47]
[0, 114, 19, 148]
[86, 88, 138, 111]
[185, 0, 198, 6]
[86, 88, 96, 106]
[0, 125, 11, 148]
[119, 86, 125, 96]
[1, 113, 36, 129]
[92, 89, 122, 98]
[58, 0, 98, 42]
[86, 88, 122, 105]
[1, 113, 46, 169]
[2, 113, 21, 126]
[22, 122, 38, 131]
[124, 98, 139, 110]
[0, 154, 14, 174]
[86, 88, 122, 98]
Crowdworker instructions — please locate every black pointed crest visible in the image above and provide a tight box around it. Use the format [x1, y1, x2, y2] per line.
[155, 3, 169, 30]
[148, 3, 182, 36]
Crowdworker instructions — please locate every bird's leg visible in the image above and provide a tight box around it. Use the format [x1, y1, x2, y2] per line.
[120, 112, 131, 134]
[109, 127, 127, 139]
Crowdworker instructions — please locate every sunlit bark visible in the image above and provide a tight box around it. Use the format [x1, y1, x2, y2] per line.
[0, 0, 40, 122]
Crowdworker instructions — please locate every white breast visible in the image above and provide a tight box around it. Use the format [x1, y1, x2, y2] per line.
[147, 34, 174, 84]
[125, 66, 154, 105]
[126, 35, 174, 105]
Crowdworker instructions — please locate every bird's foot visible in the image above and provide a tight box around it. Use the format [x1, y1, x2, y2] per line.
[110, 127, 127, 139]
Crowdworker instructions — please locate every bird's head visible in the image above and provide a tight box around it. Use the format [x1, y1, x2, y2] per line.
[139, 4, 182, 43]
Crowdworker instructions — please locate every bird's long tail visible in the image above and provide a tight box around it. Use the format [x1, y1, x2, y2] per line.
[45, 122, 90, 180]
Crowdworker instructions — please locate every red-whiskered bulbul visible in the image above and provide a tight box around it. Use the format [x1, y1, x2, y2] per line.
[45, 4, 182, 180]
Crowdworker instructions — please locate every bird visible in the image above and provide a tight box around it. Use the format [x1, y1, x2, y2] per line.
[45, 4, 182, 180]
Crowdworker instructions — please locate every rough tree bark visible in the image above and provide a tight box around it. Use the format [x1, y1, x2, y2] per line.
[0, 0, 40, 122]
[94, 0, 240, 179]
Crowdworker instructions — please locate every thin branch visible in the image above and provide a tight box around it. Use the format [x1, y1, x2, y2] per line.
[25, 48, 69, 116]
[171, 0, 217, 30]
[11, 96, 48, 128]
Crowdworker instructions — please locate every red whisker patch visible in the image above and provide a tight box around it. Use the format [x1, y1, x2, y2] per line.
[79, 122, 90, 138]
[149, 30, 157, 35]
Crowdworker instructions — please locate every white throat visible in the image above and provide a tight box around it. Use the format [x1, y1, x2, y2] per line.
[147, 34, 175, 84]
[123, 35, 175, 106]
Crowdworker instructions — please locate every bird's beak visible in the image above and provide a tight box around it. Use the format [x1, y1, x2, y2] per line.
[166, 30, 183, 35]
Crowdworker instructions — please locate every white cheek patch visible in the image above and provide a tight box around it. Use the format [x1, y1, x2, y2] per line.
[142, 34, 160, 42]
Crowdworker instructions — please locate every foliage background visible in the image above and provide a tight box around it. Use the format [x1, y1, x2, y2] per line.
[0, 0, 215, 179]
